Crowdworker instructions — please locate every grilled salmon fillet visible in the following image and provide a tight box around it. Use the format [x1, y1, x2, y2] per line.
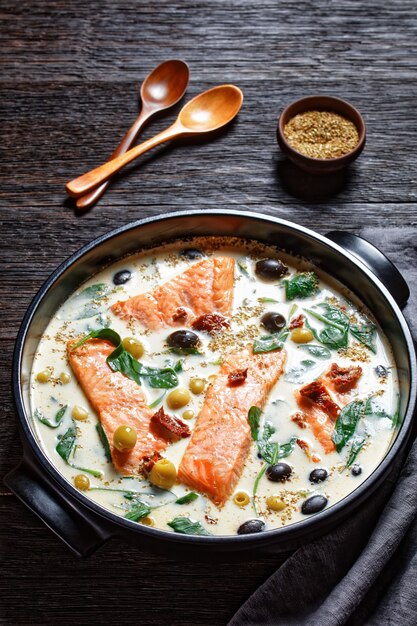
[111, 256, 235, 330]
[67, 338, 168, 474]
[177, 348, 287, 506]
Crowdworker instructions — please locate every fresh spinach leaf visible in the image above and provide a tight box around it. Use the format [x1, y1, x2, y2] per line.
[391, 394, 402, 430]
[96, 422, 112, 462]
[138, 363, 181, 389]
[253, 328, 289, 354]
[284, 360, 316, 383]
[298, 344, 331, 359]
[167, 517, 211, 536]
[350, 323, 377, 353]
[77, 283, 110, 300]
[248, 406, 262, 441]
[56, 425, 77, 462]
[364, 396, 392, 420]
[332, 400, 364, 452]
[56, 424, 102, 478]
[305, 306, 349, 350]
[35, 405, 67, 429]
[124, 500, 151, 522]
[318, 325, 349, 350]
[71, 327, 121, 351]
[277, 437, 297, 459]
[344, 437, 366, 469]
[176, 492, 199, 505]
[284, 272, 319, 301]
[107, 345, 142, 384]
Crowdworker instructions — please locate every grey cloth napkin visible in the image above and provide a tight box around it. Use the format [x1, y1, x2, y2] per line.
[229, 432, 417, 626]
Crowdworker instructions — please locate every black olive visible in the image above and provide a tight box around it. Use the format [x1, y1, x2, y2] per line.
[351, 464, 362, 476]
[260, 311, 286, 333]
[301, 494, 328, 515]
[375, 365, 389, 378]
[309, 468, 328, 484]
[255, 259, 288, 281]
[237, 519, 265, 535]
[167, 330, 200, 350]
[266, 462, 292, 482]
[180, 248, 205, 260]
[113, 269, 131, 285]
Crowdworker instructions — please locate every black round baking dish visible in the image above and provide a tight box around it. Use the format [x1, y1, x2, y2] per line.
[4, 210, 416, 558]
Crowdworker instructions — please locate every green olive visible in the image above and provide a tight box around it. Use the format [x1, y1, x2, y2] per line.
[182, 409, 195, 420]
[141, 516, 155, 527]
[150, 458, 177, 489]
[74, 474, 90, 490]
[233, 491, 250, 507]
[72, 405, 89, 421]
[36, 368, 52, 383]
[59, 372, 71, 384]
[266, 495, 286, 512]
[291, 327, 314, 344]
[113, 425, 137, 452]
[166, 388, 191, 410]
[189, 378, 206, 395]
[122, 337, 145, 359]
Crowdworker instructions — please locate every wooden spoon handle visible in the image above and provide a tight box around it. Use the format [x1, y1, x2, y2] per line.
[75, 108, 155, 210]
[66, 123, 181, 198]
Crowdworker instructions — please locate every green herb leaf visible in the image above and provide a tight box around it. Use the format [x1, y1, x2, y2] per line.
[96, 422, 112, 462]
[35, 405, 67, 429]
[277, 437, 297, 459]
[344, 437, 366, 469]
[148, 392, 166, 409]
[176, 492, 199, 505]
[77, 283, 110, 300]
[257, 439, 278, 464]
[107, 345, 142, 384]
[237, 259, 250, 277]
[56, 423, 102, 477]
[71, 327, 121, 351]
[167, 517, 211, 536]
[284, 272, 319, 301]
[284, 360, 317, 383]
[364, 396, 392, 420]
[253, 463, 268, 515]
[350, 323, 377, 353]
[248, 406, 262, 441]
[305, 304, 350, 350]
[258, 297, 279, 303]
[298, 344, 331, 359]
[124, 500, 151, 522]
[332, 400, 364, 452]
[56, 425, 77, 462]
[253, 328, 289, 354]
[138, 363, 181, 389]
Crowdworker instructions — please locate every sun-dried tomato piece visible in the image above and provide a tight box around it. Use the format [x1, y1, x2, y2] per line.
[172, 307, 188, 322]
[151, 407, 191, 441]
[191, 313, 230, 334]
[140, 451, 162, 474]
[289, 314, 304, 330]
[291, 411, 308, 429]
[299, 380, 340, 420]
[326, 363, 363, 392]
[227, 368, 248, 387]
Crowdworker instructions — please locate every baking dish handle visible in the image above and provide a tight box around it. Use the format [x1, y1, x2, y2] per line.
[325, 231, 410, 309]
[4, 459, 113, 557]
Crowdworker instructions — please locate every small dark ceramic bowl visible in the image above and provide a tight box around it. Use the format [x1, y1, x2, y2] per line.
[277, 95, 366, 174]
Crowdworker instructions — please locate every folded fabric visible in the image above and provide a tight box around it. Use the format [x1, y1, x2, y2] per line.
[229, 428, 417, 626]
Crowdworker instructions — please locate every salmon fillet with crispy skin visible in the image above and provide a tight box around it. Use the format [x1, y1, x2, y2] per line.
[111, 257, 235, 330]
[177, 348, 287, 506]
[67, 338, 168, 474]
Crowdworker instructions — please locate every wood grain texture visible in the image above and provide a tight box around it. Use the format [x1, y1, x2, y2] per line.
[1, 0, 416, 624]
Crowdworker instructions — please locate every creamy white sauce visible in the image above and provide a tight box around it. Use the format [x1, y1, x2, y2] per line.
[30, 237, 398, 536]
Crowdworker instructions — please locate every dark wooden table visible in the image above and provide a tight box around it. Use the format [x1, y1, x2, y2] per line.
[1, 1, 417, 624]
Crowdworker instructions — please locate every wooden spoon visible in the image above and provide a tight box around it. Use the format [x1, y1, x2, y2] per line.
[75, 59, 189, 209]
[66, 85, 244, 199]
